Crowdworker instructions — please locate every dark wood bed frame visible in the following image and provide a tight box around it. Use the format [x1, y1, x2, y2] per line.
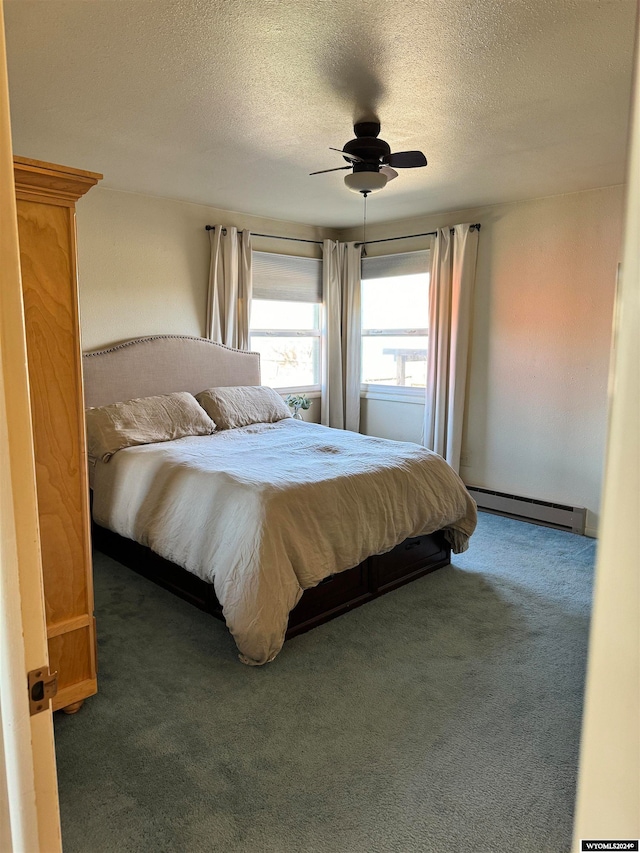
[83, 335, 452, 646]
[92, 521, 450, 640]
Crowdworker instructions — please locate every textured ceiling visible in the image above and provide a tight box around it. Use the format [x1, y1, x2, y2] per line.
[4, 0, 637, 228]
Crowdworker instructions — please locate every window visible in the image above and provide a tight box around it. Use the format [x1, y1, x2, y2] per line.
[361, 251, 430, 393]
[250, 252, 322, 391]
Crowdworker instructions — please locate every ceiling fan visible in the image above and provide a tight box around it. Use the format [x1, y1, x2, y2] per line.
[310, 120, 427, 194]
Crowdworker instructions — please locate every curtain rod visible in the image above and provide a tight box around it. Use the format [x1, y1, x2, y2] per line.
[205, 225, 322, 246]
[205, 222, 481, 249]
[355, 223, 481, 248]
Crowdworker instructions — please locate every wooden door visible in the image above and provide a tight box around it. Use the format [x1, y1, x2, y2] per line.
[0, 7, 62, 847]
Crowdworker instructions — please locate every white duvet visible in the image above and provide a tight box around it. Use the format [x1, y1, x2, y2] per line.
[92, 419, 477, 665]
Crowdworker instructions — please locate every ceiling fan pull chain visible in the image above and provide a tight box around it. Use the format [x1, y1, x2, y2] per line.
[362, 192, 368, 257]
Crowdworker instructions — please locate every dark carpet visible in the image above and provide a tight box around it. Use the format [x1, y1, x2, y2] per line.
[54, 513, 594, 853]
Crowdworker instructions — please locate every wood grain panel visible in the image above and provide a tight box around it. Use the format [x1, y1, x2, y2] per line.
[17, 201, 91, 625]
[53, 680, 98, 713]
[47, 626, 95, 691]
[47, 614, 92, 639]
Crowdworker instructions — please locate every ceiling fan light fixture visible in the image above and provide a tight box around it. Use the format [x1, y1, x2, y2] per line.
[344, 171, 388, 194]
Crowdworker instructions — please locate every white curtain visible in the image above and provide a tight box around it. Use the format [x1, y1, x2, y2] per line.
[206, 226, 252, 349]
[321, 240, 362, 431]
[423, 224, 479, 472]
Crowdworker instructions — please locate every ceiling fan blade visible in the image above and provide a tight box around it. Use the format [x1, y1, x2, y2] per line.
[329, 147, 365, 163]
[384, 151, 428, 169]
[309, 166, 352, 175]
[380, 166, 398, 181]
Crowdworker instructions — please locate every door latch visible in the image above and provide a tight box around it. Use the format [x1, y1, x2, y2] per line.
[28, 667, 58, 716]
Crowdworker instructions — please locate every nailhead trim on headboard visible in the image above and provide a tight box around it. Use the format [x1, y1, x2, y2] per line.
[83, 334, 260, 359]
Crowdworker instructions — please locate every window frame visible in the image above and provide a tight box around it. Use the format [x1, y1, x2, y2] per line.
[360, 251, 430, 399]
[360, 329, 429, 399]
[249, 300, 322, 394]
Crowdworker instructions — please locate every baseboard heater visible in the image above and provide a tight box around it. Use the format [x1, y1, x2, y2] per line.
[466, 486, 587, 535]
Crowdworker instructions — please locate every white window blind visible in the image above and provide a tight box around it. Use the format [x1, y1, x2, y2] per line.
[361, 250, 430, 280]
[252, 251, 322, 303]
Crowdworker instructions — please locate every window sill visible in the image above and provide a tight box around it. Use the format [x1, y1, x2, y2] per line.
[360, 387, 425, 405]
[275, 387, 321, 398]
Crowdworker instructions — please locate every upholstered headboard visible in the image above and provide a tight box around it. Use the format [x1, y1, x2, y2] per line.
[82, 335, 261, 408]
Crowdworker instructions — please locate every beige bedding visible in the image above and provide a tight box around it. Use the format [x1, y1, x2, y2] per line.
[92, 419, 477, 665]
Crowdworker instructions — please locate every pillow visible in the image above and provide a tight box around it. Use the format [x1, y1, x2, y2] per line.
[85, 391, 216, 462]
[195, 385, 291, 430]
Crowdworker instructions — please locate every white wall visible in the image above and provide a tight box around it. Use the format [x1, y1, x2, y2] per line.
[76, 187, 336, 351]
[360, 394, 424, 443]
[341, 186, 625, 535]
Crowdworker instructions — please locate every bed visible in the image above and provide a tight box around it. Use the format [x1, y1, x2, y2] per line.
[84, 335, 477, 665]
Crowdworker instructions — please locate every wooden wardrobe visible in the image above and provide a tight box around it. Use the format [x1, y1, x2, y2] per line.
[14, 157, 102, 714]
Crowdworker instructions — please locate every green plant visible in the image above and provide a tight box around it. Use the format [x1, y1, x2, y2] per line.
[285, 393, 312, 415]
